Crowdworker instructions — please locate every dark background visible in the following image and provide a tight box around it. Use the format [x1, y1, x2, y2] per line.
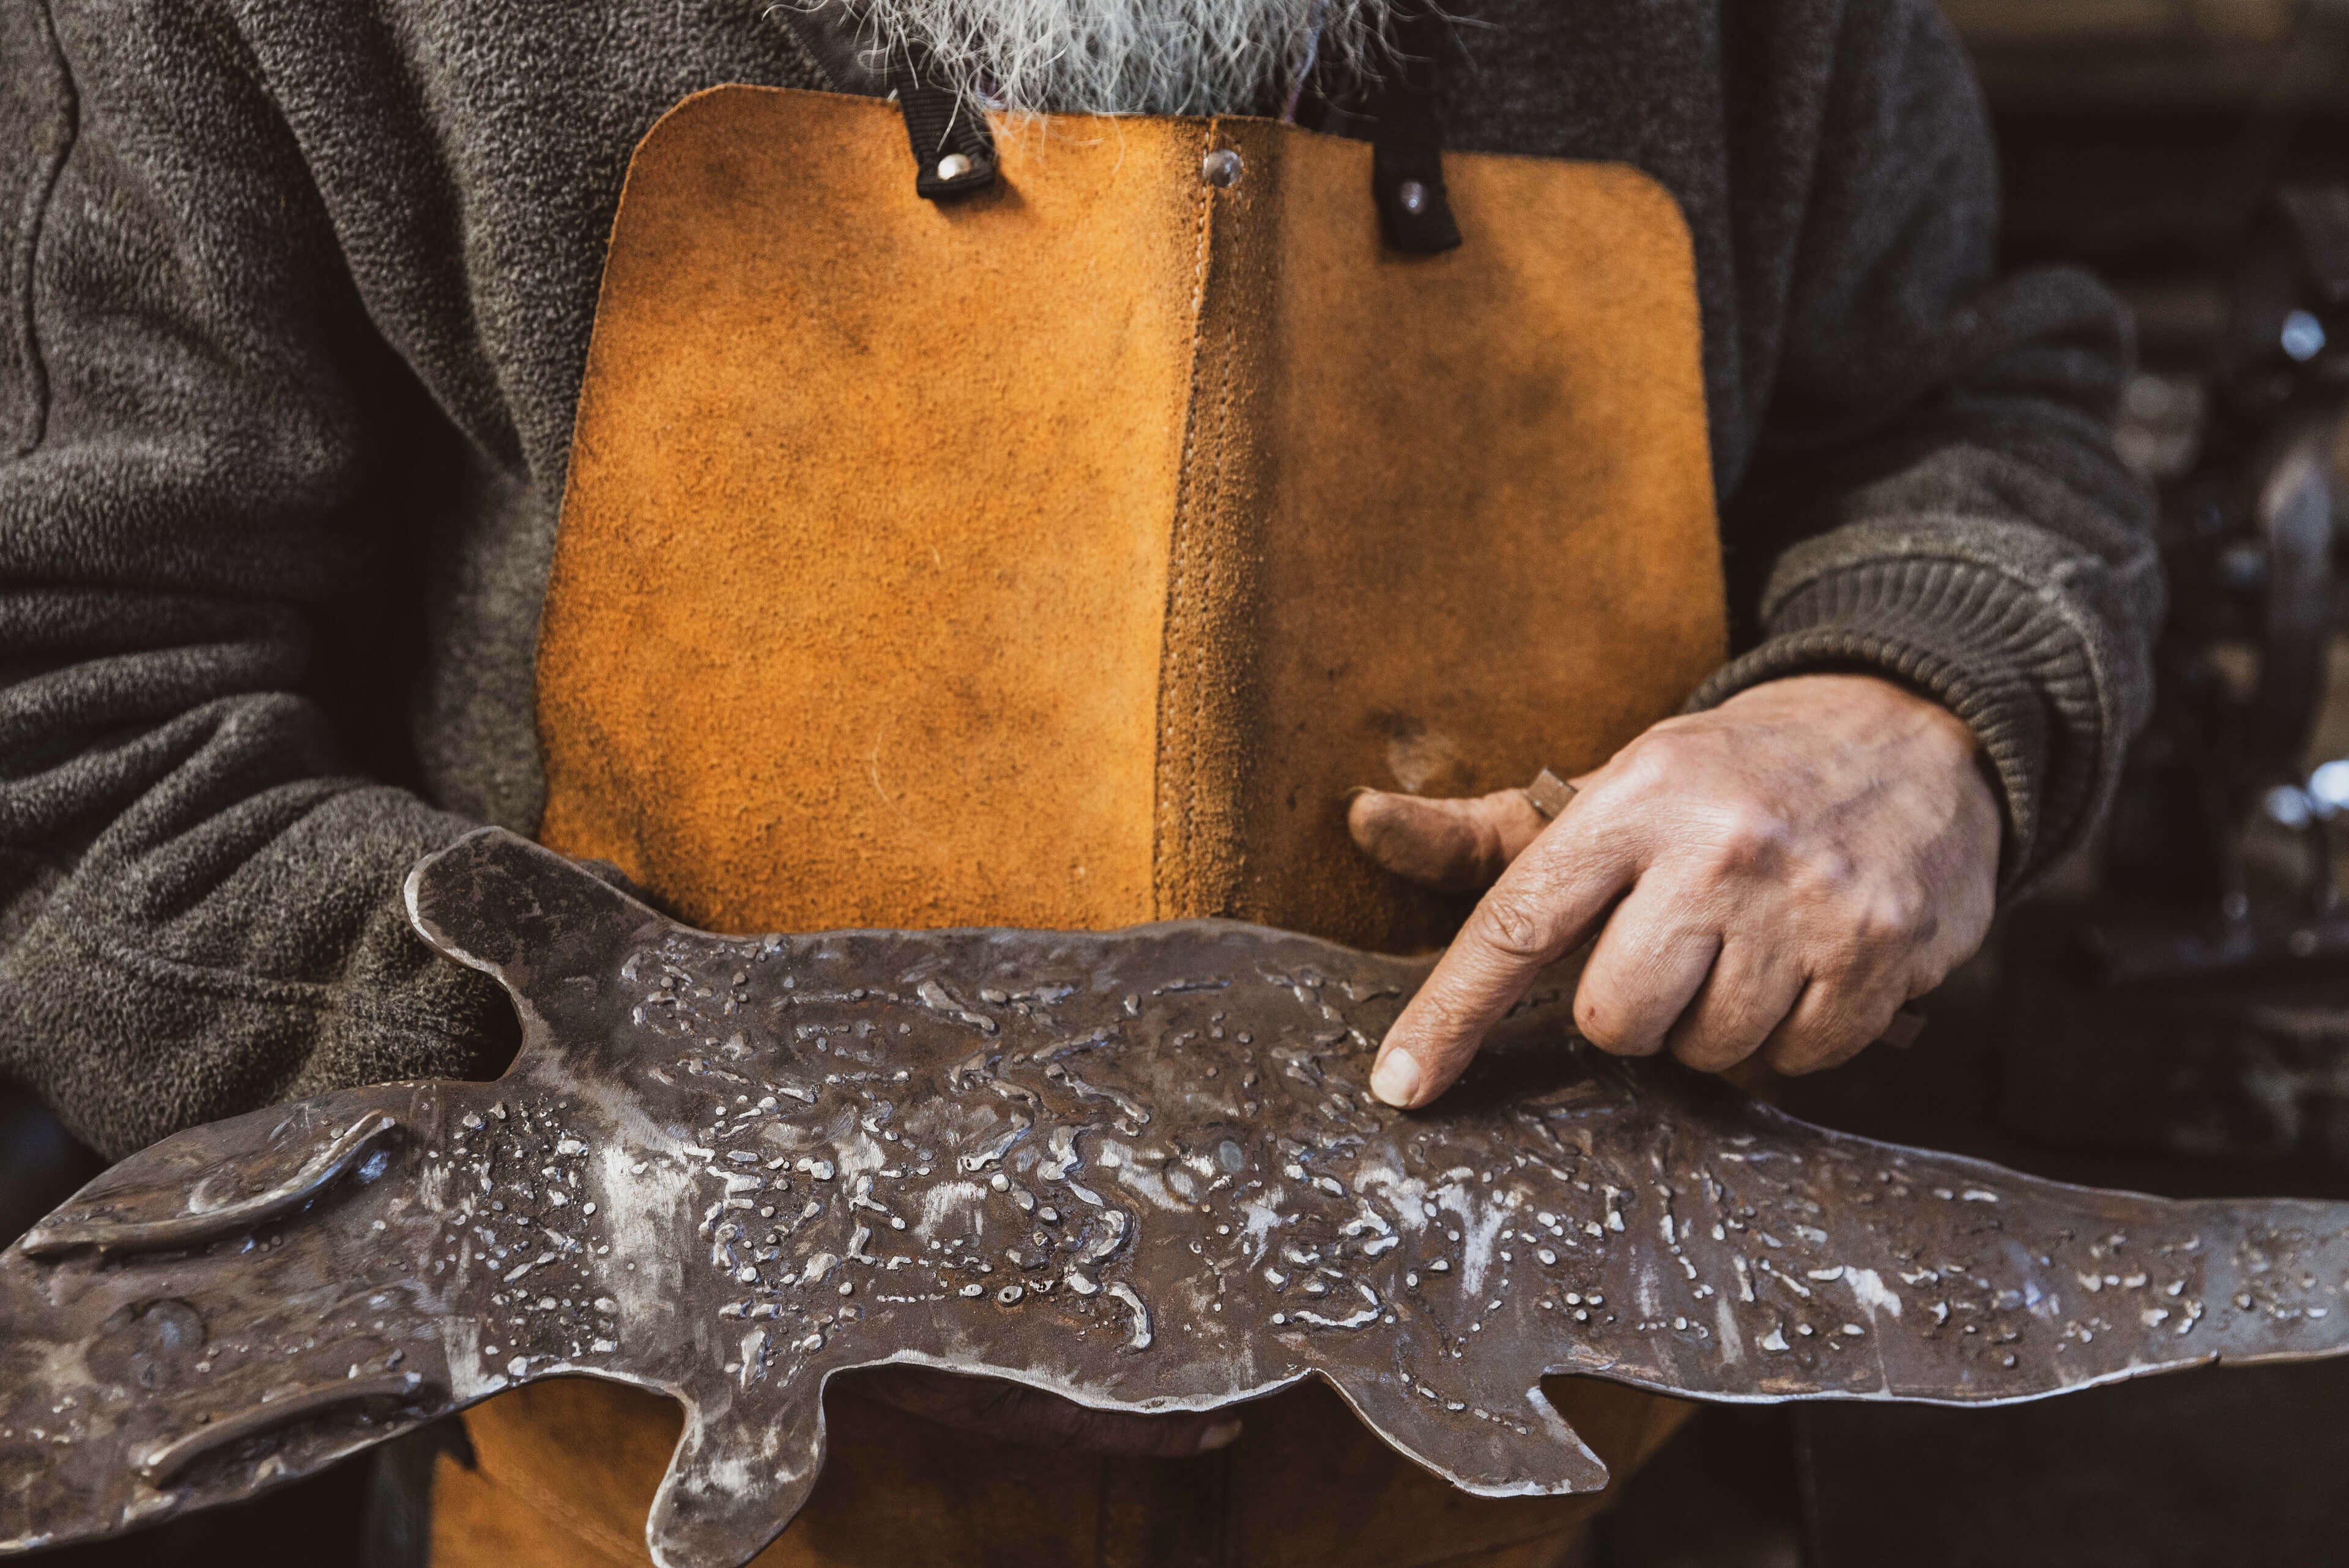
[1606, 5, 2349, 1562]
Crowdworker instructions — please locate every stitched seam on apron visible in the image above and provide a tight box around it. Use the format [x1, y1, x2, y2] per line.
[1190, 271, 1241, 913]
[1156, 121, 1223, 920]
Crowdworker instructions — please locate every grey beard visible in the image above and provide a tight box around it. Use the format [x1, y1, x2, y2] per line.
[814, 0, 1392, 116]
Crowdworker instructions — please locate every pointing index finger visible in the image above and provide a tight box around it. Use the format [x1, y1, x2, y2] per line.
[1370, 806, 1637, 1108]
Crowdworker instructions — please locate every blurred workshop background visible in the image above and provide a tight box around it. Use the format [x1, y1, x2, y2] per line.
[10, 2, 2349, 1564]
[1616, 3, 2349, 1565]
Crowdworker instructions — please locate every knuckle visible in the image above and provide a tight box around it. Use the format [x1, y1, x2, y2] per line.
[1704, 802, 1793, 872]
[1606, 739, 1679, 799]
[1847, 881, 1931, 952]
[1477, 887, 1561, 961]
[1784, 845, 1858, 904]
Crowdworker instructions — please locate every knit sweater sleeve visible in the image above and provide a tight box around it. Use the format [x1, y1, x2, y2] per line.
[1693, 0, 2163, 895]
[0, 1, 513, 1159]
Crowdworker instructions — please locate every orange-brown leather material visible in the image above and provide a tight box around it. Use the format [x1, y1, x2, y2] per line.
[535, 87, 1724, 947]
[432, 1381, 681, 1568]
[537, 92, 1208, 937]
[1207, 117, 1724, 950]
[477, 83, 1724, 1568]
[434, 1377, 1688, 1568]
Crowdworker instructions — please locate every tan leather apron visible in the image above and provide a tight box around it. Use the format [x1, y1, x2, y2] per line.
[430, 85, 1723, 1568]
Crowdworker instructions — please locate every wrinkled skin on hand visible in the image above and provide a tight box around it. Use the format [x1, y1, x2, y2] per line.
[1353, 674, 2001, 1108]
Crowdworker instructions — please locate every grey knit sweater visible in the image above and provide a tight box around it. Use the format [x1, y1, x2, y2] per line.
[0, 0, 2158, 1160]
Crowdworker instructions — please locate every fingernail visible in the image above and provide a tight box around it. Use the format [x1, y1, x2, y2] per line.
[1370, 1049, 1422, 1108]
[1195, 1418, 1244, 1452]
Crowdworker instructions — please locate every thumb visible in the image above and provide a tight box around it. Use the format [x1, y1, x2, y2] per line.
[1347, 786, 1549, 893]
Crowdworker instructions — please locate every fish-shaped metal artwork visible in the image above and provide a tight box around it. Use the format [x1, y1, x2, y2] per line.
[9, 828, 2349, 1565]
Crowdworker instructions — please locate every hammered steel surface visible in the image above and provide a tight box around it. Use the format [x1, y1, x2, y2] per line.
[10, 830, 2349, 1566]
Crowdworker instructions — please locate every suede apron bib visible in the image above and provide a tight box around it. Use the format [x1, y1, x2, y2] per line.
[429, 85, 1723, 1568]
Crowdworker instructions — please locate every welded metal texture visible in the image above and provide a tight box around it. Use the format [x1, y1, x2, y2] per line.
[11, 829, 2349, 1566]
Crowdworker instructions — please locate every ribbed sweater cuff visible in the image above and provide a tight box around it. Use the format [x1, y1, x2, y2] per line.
[1685, 557, 2084, 895]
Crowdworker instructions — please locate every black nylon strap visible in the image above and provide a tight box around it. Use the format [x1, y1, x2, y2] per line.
[770, 4, 887, 96]
[1366, 1, 1461, 254]
[769, 7, 995, 201]
[888, 46, 998, 202]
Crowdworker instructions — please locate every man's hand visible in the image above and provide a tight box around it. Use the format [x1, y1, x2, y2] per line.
[1352, 673, 2001, 1108]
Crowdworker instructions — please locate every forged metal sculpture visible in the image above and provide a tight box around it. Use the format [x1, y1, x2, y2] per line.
[9, 829, 2349, 1566]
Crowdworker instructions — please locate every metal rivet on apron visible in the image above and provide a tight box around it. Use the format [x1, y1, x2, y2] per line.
[1398, 179, 1430, 216]
[936, 153, 974, 182]
[1201, 149, 1244, 189]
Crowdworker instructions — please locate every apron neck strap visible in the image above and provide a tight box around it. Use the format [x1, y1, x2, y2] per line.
[1365, 0, 1461, 254]
[888, 46, 1000, 201]
[770, 0, 1453, 242]
[772, 6, 1001, 201]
